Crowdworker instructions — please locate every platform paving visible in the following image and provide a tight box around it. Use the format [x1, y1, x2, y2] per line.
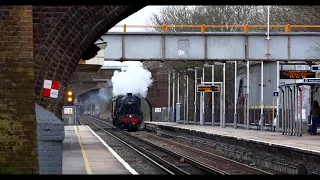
[62, 125, 133, 174]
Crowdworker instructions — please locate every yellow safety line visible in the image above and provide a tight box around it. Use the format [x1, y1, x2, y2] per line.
[74, 126, 93, 174]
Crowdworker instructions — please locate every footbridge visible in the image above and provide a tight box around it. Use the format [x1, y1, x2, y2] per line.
[100, 25, 320, 62]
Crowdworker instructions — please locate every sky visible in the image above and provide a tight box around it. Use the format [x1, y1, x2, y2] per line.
[103, 6, 164, 67]
[108, 6, 163, 33]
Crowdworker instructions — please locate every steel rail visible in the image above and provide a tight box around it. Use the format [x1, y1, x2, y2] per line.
[140, 131, 273, 175]
[87, 116, 272, 174]
[86, 116, 227, 174]
[84, 116, 226, 175]
[77, 116, 187, 175]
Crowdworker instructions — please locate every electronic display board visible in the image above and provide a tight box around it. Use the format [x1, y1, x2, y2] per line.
[197, 84, 220, 92]
[279, 70, 315, 79]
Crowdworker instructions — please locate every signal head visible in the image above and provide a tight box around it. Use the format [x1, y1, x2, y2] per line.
[68, 91, 72, 96]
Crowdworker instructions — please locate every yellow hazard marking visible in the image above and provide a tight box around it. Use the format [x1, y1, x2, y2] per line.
[74, 126, 92, 174]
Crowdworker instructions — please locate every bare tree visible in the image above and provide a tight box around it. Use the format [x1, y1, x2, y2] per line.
[146, 6, 269, 109]
[144, 6, 320, 120]
[146, 6, 320, 77]
[256, 6, 320, 32]
[146, 6, 273, 74]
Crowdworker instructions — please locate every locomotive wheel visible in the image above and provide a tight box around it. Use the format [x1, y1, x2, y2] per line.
[133, 126, 138, 132]
[119, 124, 125, 130]
[115, 120, 121, 129]
[126, 122, 138, 132]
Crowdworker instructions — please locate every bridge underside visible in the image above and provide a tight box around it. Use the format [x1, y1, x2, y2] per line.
[75, 64, 102, 72]
[100, 32, 320, 62]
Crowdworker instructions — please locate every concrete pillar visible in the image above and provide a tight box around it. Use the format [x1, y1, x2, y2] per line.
[176, 103, 181, 122]
[36, 104, 64, 174]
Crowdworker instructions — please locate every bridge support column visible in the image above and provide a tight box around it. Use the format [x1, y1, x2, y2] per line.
[0, 6, 39, 174]
[176, 103, 181, 122]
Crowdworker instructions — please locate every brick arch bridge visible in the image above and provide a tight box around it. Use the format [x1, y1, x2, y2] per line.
[76, 87, 113, 105]
[68, 69, 169, 107]
[33, 5, 146, 117]
[67, 70, 114, 99]
[1, 5, 146, 174]
[69, 81, 108, 99]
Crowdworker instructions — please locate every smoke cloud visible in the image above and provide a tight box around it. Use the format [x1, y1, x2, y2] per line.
[79, 87, 113, 105]
[98, 87, 112, 102]
[111, 62, 153, 98]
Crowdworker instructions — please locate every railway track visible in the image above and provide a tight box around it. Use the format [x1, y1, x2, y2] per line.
[79, 115, 273, 175]
[131, 132, 273, 175]
[78, 115, 222, 175]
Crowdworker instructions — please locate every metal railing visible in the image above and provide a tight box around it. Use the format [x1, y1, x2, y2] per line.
[111, 24, 320, 33]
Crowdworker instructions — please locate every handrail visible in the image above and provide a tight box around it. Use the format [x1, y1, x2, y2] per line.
[111, 24, 320, 33]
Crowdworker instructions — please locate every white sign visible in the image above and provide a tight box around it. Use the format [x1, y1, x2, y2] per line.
[303, 78, 320, 83]
[43, 80, 52, 89]
[311, 65, 320, 72]
[154, 108, 161, 112]
[64, 108, 73, 115]
[50, 89, 59, 98]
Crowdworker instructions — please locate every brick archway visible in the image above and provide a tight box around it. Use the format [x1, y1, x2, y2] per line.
[69, 82, 109, 99]
[33, 5, 146, 117]
[0, 5, 146, 174]
[76, 87, 113, 104]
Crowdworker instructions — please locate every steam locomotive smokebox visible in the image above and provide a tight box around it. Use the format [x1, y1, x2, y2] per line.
[35, 103, 64, 174]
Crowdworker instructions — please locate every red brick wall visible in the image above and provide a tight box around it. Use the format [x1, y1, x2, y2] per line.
[0, 6, 39, 174]
[147, 69, 169, 107]
[0, 5, 147, 174]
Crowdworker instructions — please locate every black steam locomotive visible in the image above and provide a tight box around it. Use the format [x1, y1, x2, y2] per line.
[111, 93, 143, 131]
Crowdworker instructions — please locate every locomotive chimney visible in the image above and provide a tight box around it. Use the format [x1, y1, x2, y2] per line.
[127, 93, 133, 96]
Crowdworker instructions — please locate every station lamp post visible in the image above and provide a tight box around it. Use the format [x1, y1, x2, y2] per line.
[181, 70, 189, 124]
[203, 62, 233, 128]
[167, 70, 171, 122]
[187, 67, 203, 125]
[167, 70, 177, 122]
[174, 70, 190, 124]
[203, 63, 215, 126]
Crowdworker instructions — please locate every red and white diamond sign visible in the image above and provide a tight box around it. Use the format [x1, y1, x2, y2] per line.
[42, 80, 60, 98]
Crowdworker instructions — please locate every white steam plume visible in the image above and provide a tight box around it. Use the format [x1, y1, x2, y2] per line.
[111, 62, 153, 98]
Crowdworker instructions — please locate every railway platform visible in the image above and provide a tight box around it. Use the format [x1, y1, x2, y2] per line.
[62, 125, 137, 174]
[144, 121, 320, 155]
[144, 121, 320, 174]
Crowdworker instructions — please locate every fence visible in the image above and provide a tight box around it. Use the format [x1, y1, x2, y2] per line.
[152, 105, 281, 132]
[111, 24, 320, 33]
